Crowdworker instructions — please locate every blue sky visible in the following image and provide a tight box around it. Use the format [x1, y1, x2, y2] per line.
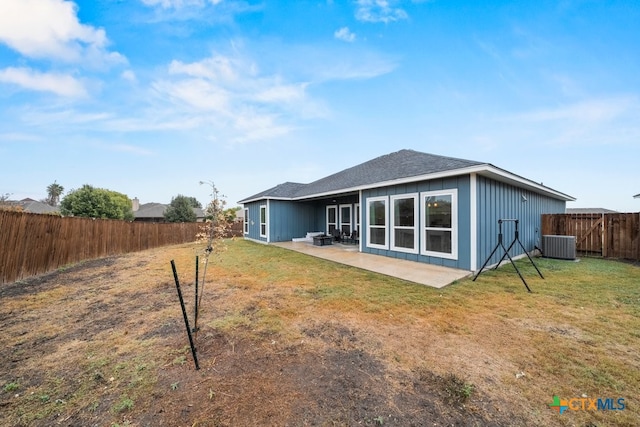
[1, 0, 638, 211]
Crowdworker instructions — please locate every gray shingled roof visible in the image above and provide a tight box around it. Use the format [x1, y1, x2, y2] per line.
[566, 208, 619, 214]
[240, 149, 485, 202]
[240, 182, 308, 201]
[6, 199, 59, 214]
[134, 202, 204, 219]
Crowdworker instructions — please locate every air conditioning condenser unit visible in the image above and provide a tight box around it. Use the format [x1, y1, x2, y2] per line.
[542, 235, 576, 260]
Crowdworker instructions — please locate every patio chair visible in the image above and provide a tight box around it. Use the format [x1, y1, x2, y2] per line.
[332, 228, 342, 242]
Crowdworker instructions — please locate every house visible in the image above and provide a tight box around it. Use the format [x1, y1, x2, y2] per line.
[132, 198, 205, 222]
[238, 149, 575, 273]
[3, 198, 59, 214]
[566, 208, 618, 214]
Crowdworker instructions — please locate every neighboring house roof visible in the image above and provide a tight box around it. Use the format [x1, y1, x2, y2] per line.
[239, 149, 575, 203]
[133, 202, 204, 220]
[566, 208, 619, 214]
[134, 203, 167, 219]
[5, 198, 59, 214]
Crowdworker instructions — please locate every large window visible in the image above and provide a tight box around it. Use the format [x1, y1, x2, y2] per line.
[391, 194, 418, 253]
[244, 208, 249, 234]
[421, 190, 457, 259]
[259, 205, 267, 238]
[366, 196, 388, 249]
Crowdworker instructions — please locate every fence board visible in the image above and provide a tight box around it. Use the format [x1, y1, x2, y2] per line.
[542, 212, 640, 261]
[0, 211, 214, 285]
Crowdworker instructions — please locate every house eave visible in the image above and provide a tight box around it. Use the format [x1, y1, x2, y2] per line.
[295, 165, 575, 202]
[474, 165, 576, 202]
[238, 196, 295, 204]
[239, 164, 575, 204]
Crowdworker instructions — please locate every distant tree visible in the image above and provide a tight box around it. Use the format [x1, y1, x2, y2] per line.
[185, 196, 202, 209]
[223, 206, 241, 223]
[0, 192, 21, 212]
[60, 185, 134, 221]
[45, 181, 64, 206]
[164, 194, 198, 222]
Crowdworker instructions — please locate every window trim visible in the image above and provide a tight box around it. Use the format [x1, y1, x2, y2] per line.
[366, 196, 389, 250]
[420, 189, 458, 260]
[243, 208, 249, 234]
[339, 204, 352, 234]
[390, 193, 419, 254]
[326, 205, 337, 234]
[259, 205, 267, 238]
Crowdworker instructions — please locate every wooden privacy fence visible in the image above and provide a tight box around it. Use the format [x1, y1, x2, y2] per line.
[0, 211, 202, 285]
[541, 213, 640, 261]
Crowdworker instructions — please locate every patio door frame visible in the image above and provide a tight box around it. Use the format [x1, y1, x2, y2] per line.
[339, 204, 352, 235]
[326, 205, 337, 234]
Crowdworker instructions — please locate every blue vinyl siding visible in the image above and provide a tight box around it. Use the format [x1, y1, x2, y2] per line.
[361, 176, 472, 270]
[243, 200, 318, 243]
[475, 175, 565, 269]
[244, 201, 267, 242]
[268, 200, 317, 242]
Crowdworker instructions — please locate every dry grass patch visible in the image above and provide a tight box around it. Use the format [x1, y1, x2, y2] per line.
[1, 239, 638, 426]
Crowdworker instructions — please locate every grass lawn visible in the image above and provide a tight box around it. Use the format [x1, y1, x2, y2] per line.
[1, 239, 638, 426]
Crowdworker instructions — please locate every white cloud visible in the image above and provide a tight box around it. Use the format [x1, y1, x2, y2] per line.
[149, 52, 323, 142]
[334, 27, 356, 42]
[514, 97, 636, 124]
[355, 0, 408, 23]
[0, 67, 87, 97]
[231, 112, 293, 143]
[0, 132, 42, 142]
[141, 0, 223, 8]
[0, 0, 125, 66]
[121, 70, 137, 82]
[169, 56, 239, 82]
[162, 54, 311, 111]
[153, 78, 230, 112]
[107, 144, 154, 156]
[503, 96, 640, 147]
[253, 83, 308, 104]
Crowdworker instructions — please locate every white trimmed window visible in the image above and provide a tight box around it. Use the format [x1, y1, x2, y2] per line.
[421, 189, 458, 259]
[390, 193, 419, 254]
[355, 203, 360, 233]
[243, 208, 249, 234]
[259, 205, 267, 238]
[366, 196, 388, 249]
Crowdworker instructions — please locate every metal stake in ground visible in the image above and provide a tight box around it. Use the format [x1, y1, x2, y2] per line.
[170, 260, 200, 370]
[193, 255, 200, 337]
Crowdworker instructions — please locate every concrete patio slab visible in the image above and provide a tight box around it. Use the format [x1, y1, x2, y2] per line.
[273, 241, 472, 288]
